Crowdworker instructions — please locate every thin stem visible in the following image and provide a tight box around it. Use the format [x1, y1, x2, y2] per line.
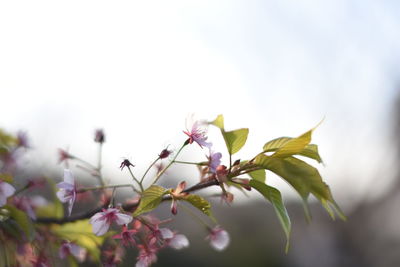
[73, 156, 98, 172]
[128, 166, 144, 192]
[152, 143, 187, 185]
[13, 184, 30, 196]
[78, 183, 138, 193]
[174, 160, 205, 166]
[140, 157, 160, 185]
[97, 143, 105, 186]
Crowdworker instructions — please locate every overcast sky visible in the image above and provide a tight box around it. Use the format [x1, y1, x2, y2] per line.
[1, 1, 399, 208]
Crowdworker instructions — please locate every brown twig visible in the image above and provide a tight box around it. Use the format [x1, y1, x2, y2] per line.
[35, 179, 219, 225]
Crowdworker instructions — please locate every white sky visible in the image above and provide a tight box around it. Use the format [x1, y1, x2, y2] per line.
[1, 0, 399, 208]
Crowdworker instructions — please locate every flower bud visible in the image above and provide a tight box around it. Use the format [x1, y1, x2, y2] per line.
[94, 129, 105, 144]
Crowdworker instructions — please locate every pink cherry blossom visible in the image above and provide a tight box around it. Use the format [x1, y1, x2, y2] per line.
[167, 233, 190, 250]
[56, 169, 77, 216]
[207, 150, 222, 173]
[183, 121, 212, 148]
[59, 241, 86, 262]
[90, 208, 133, 236]
[206, 226, 230, 251]
[112, 224, 138, 246]
[136, 240, 158, 267]
[0, 180, 15, 207]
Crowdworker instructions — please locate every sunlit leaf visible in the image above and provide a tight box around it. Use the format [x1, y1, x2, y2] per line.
[52, 219, 105, 261]
[35, 202, 64, 219]
[263, 137, 322, 163]
[249, 180, 291, 253]
[248, 169, 266, 183]
[210, 114, 224, 129]
[254, 154, 345, 220]
[133, 185, 167, 217]
[210, 115, 249, 155]
[223, 128, 249, 155]
[271, 128, 314, 158]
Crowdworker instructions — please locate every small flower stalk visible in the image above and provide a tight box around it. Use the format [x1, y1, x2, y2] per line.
[170, 181, 188, 215]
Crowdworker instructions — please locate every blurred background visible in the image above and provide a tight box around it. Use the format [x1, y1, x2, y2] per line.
[1, 1, 400, 266]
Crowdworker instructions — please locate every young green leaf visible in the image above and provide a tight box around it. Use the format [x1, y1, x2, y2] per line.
[248, 169, 266, 183]
[223, 128, 249, 155]
[263, 137, 323, 163]
[254, 154, 345, 220]
[210, 114, 224, 129]
[133, 185, 167, 217]
[210, 114, 249, 155]
[183, 194, 215, 222]
[271, 128, 314, 158]
[249, 180, 291, 253]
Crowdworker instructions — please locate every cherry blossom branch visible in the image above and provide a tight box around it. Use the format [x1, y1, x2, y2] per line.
[78, 184, 138, 193]
[35, 179, 219, 225]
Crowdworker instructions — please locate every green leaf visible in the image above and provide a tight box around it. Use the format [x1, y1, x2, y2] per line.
[248, 169, 266, 183]
[35, 202, 64, 219]
[249, 180, 291, 253]
[271, 128, 314, 158]
[0, 174, 13, 183]
[52, 219, 104, 261]
[254, 154, 345, 220]
[210, 114, 249, 155]
[133, 185, 167, 217]
[183, 194, 215, 222]
[210, 114, 224, 129]
[263, 137, 323, 163]
[0, 129, 17, 147]
[223, 128, 249, 155]
[5, 205, 33, 240]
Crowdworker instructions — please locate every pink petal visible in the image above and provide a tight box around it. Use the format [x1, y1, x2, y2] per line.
[63, 169, 75, 185]
[159, 228, 174, 239]
[57, 182, 74, 190]
[70, 244, 85, 262]
[56, 189, 71, 203]
[115, 213, 133, 225]
[1, 182, 15, 197]
[169, 234, 189, 250]
[0, 182, 15, 207]
[90, 212, 110, 236]
[209, 228, 230, 251]
[67, 192, 76, 216]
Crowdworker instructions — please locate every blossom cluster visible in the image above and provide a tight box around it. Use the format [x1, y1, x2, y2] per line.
[0, 116, 343, 266]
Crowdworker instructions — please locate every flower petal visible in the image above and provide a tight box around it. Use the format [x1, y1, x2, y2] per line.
[169, 234, 189, 250]
[63, 169, 75, 185]
[209, 228, 230, 251]
[115, 213, 133, 225]
[1, 182, 15, 198]
[159, 228, 174, 239]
